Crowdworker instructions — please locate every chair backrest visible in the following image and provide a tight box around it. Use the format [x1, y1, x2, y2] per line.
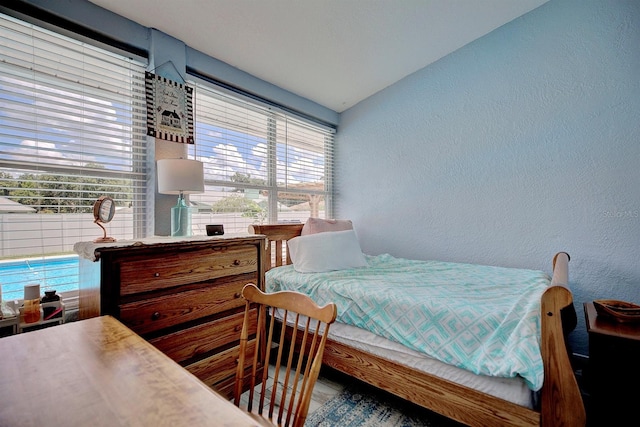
[234, 283, 337, 427]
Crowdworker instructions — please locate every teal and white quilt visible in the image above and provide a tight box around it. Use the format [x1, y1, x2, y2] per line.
[265, 254, 551, 391]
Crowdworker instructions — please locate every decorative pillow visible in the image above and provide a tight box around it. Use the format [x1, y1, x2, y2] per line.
[288, 229, 367, 273]
[301, 217, 353, 235]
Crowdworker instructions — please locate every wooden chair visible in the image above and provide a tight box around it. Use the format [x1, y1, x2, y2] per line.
[233, 283, 337, 427]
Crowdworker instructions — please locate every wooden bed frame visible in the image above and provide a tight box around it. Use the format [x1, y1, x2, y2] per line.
[249, 224, 586, 427]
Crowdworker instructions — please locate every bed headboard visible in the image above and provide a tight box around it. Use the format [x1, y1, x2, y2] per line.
[250, 223, 572, 280]
[248, 223, 303, 271]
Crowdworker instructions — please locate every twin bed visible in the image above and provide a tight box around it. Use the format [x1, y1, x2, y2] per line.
[249, 223, 585, 427]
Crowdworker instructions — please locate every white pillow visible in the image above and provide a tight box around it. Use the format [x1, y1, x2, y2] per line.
[288, 230, 367, 273]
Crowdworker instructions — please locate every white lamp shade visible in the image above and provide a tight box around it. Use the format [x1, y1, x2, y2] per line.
[157, 159, 204, 195]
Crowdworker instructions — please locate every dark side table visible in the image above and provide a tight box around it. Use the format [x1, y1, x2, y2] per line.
[584, 302, 640, 425]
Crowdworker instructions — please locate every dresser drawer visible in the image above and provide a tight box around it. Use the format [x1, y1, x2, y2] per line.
[187, 339, 258, 389]
[119, 245, 258, 295]
[119, 275, 255, 335]
[85, 235, 266, 390]
[149, 308, 257, 363]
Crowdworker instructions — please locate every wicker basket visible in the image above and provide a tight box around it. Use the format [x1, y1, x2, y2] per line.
[593, 299, 640, 323]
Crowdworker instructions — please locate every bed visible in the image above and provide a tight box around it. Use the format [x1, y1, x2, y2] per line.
[249, 223, 585, 427]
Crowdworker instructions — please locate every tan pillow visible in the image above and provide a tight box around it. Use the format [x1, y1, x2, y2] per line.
[301, 217, 353, 235]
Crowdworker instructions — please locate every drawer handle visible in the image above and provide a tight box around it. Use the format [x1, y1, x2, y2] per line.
[234, 292, 241, 299]
[154, 272, 160, 277]
[151, 312, 161, 321]
[234, 325, 242, 332]
[233, 260, 241, 266]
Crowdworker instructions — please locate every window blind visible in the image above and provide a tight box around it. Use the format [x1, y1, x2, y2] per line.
[0, 13, 148, 305]
[188, 82, 335, 234]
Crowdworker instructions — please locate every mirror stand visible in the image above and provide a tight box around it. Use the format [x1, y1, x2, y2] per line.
[94, 220, 117, 243]
[93, 196, 117, 243]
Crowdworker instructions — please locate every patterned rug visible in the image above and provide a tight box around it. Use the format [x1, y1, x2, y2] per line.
[305, 382, 464, 427]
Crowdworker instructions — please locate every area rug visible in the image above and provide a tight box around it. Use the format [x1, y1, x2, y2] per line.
[305, 382, 463, 427]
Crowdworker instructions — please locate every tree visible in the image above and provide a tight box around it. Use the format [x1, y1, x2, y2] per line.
[230, 172, 266, 193]
[2, 165, 132, 213]
[210, 195, 264, 219]
[0, 172, 13, 197]
[230, 172, 265, 186]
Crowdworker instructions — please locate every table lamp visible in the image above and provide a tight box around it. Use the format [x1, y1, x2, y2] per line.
[157, 158, 204, 237]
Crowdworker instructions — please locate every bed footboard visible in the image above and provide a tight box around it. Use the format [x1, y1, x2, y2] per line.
[540, 252, 586, 426]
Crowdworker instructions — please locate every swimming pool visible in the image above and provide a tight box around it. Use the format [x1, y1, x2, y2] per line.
[0, 256, 79, 301]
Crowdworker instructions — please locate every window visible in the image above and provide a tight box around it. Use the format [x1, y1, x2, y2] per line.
[0, 13, 147, 304]
[188, 83, 335, 234]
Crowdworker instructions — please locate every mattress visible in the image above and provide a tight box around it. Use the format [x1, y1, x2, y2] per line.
[272, 306, 535, 408]
[325, 319, 535, 408]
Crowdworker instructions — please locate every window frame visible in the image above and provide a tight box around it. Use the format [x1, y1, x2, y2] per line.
[187, 76, 336, 230]
[0, 11, 148, 305]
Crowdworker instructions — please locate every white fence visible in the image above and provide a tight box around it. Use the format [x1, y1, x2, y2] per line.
[0, 210, 312, 258]
[0, 213, 133, 258]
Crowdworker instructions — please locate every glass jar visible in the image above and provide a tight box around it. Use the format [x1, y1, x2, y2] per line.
[23, 284, 41, 324]
[41, 290, 60, 303]
[41, 290, 61, 319]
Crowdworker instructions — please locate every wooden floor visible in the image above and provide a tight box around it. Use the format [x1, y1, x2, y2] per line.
[236, 364, 348, 419]
[307, 367, 349, 415]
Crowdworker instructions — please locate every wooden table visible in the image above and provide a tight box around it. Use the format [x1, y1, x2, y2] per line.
[584, 302, 640, 425]
[0, 315, 258, 426]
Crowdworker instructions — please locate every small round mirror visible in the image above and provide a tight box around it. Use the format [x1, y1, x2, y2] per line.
[93, 196, 116, 243]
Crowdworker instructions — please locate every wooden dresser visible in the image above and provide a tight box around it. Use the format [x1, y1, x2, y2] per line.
[75, 234, 265, 398]
[584, 301, 640, 425]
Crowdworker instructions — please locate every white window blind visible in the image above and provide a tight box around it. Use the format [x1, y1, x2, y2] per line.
[188, 83, 335, 233]
[0, 13, 148, 304]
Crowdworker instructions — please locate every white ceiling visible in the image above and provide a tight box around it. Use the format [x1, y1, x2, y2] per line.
[88, 0, 548, 112]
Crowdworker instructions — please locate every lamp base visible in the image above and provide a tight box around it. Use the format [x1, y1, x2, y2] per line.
[171, 195, 193, 237]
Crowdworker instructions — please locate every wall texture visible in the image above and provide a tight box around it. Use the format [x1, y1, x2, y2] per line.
[336, 0, 640, 356]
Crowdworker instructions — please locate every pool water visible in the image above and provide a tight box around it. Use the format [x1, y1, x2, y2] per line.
[0, 256, 79, 301]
